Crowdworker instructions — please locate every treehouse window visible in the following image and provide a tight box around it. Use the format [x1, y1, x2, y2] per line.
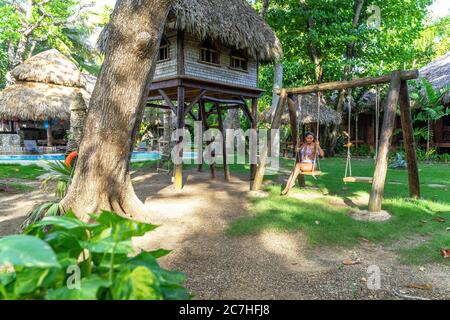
[158, 37, 170, 61]
[200, 41, 220, 65]
[230, 55, 248, 71]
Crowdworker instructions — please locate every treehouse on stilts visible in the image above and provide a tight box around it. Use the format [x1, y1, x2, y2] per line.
[253, 70, 421, 213]
[99, 0, 283, 189]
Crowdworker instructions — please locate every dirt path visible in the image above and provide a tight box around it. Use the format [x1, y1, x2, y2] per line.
[0, 179, 57, 236]
[131, 168, 449, 300]
[0, 168, 448, 299]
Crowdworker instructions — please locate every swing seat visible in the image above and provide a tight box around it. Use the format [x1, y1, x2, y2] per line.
[343, 176, 373, 183]
[301, 171, 322, 176]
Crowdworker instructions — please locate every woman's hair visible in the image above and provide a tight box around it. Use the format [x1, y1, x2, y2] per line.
[305, 132, 316, 140]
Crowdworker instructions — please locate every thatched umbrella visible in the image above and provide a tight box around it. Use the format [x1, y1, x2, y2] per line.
[98, 0, 283, 63]
[419, 53, 450, 106]
[0, 49, 95, 147]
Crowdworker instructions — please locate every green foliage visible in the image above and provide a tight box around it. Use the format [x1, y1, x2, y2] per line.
[256, 0, 436, 111]
[0, 211, 190, 300]
[0, 0, 102, 87]
[41, 161, 72, 198]
[413, 79, 450, 122]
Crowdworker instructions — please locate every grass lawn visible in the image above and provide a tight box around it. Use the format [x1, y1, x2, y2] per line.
[227, 157, 450, 265]
[0, 164, 47, 180]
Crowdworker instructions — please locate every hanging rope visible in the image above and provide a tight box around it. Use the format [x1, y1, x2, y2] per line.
[311, 92, 321, 179]
[344, 91, 352, 181]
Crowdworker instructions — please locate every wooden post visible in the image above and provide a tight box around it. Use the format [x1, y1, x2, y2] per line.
[201, 101, 215, 179]
[46, 119, 53, 147]
[198, 100, 205, 172]
[174, 86, 185, 190]
[399, 80, 421, 199]
[251, 89, 287, 191]
[217, 106, 230, 181]
[368, 71, 401, 212]
[250, 98, 258, 181]
[287, 97, 299, 157]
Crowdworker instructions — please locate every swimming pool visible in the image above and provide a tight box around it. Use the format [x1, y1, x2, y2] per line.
[0, 151, 196, 165]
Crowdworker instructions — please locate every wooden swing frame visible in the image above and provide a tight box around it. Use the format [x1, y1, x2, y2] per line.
[252, 70, 421, 213]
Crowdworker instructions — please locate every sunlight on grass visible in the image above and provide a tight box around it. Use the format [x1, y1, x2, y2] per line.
[227, 158, 450, 265]
[0, 164, 47, 180]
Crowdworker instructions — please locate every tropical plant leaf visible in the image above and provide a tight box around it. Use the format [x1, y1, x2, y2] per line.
[46, 276, 110, 300]
[0, 235, 60, 268]
[112, 266, 163, 300]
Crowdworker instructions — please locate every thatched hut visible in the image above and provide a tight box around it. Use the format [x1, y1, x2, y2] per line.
[420, 53, 450, 107]
[419, 53, 450, 147]
[0, 49, 95, 149]
[261, 94, 342, 127]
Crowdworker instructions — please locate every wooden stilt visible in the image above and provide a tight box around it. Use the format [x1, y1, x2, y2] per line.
[198, 100, 204, 172]
[250, 98, 258, 181]
[202, 101, 215, 179]
[369, 71, 401, 212]
[217, 106, 230, 181]
[399, 80, 421, 199]
[174, 86, 185, 190]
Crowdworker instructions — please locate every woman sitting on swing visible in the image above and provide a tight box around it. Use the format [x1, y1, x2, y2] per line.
[281, 132, 325, 196]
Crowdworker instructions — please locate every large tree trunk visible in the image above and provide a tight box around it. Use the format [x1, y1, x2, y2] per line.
[61, 0, 174, 220]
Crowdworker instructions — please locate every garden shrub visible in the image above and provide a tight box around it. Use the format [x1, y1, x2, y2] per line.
[0, 211, 190, 300]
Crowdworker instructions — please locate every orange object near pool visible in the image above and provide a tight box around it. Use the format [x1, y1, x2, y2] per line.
[65, 151, 78, 168]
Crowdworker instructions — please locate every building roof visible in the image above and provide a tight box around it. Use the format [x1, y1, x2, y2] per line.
[0, 50, 95, 121]
[99, 0, 283, 63]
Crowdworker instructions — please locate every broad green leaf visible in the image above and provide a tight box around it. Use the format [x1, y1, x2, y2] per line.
[112, 266, 163, 300]
[32, 216, 98, 231]
[13, 267, 59, 296]
[0, 235, 60, 268]
[147, 249, 172, 259]
[91, 211, 159, 241]
[46, 276, 110, 300]
[80, 239, 134, 255]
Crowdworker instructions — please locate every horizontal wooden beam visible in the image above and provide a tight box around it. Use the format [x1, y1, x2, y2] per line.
[279, 70, 418, 95]
[146, 103, 172, 110]
[203, 95, 247, 106]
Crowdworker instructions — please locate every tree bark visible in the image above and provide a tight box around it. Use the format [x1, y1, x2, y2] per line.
[61, 0, 174, 220]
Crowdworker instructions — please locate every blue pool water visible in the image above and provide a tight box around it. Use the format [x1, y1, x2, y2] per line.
[0, 152, 196, 163]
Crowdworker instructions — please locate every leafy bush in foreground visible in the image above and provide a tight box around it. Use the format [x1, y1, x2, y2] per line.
[0, 211, 190, 300]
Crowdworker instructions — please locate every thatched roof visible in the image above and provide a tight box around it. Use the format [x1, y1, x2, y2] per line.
[419, 53, 450, 106]
[261, 94, 342, 126]
[0, 49, 96, 121]
[99, 0, 283, 63]
[11, 49, 86, 88]
[0, 82, 89, 121]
